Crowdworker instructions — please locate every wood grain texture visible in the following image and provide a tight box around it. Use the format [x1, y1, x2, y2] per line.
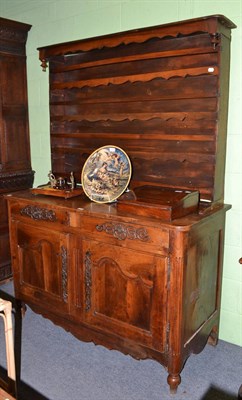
[38, 17, 234, 203]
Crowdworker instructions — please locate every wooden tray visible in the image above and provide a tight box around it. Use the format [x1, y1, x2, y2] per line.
[117, 186, 199, 221]
[31, 185, 83, 199]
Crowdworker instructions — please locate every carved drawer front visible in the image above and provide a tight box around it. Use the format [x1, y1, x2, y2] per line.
[82, 216, 169, 255]
[81, 240, 168, 352]
[11, 220, 70, 315]
[10, 201, 71, 227]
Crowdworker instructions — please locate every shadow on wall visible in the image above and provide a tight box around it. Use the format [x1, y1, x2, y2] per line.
[202, 385, 239, 400]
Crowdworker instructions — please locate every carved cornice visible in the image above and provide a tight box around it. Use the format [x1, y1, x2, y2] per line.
[38, 15, 235, 61]
[61, 245, 68, 303]
[0, 26, 28, 43]
[20, 205, 57, 222]
[0, 169, 34, 178]
[0, 18, 31, 55]
[96, 222, 150, 242]
[85, 250, 92, 312]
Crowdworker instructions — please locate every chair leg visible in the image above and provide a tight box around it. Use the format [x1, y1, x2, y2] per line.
[0, 299, 16, 390]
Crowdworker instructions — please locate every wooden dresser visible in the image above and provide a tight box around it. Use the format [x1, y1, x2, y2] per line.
[0, 18, 34, 282]
[6, 15, 235, 393]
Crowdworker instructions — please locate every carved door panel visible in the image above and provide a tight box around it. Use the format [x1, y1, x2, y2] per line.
[11, 220, 70, 314]
[81, 240, 168, 351]
[0, 55, 31, 172]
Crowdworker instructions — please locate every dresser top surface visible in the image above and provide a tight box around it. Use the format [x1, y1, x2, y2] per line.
[5, 189, 229, 230]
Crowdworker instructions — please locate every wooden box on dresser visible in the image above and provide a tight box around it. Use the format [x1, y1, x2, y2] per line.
[0, 18, 34, 282]
[6, 15, 235, 394]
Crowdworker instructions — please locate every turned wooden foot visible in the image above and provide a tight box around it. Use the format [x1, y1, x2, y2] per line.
[238, 384, 242, 399]
[167, 373, 181, 394]
[208, 326, 218, 346]
[21, 302, 27, 318]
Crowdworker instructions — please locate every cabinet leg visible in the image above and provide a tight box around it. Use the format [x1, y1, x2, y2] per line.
[208, 326, 218, 346]
[167, 373, 181, 394]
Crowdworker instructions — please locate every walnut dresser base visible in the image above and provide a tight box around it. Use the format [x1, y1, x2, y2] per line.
[6, 190, 229, 393]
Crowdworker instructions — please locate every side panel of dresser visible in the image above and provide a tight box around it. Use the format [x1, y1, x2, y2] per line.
[166, 208, 227, 392]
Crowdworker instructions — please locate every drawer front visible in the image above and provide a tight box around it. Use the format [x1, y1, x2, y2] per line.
[10, 201, 71, 228]
[82, 216, 169, 254]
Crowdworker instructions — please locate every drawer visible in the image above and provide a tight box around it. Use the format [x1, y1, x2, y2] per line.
[9, 201, 71, 227]
[81, 216, 169, 255]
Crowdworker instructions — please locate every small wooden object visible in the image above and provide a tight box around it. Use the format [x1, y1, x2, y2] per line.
[118, 186, 199, 220]
[31, 185, 83, 199]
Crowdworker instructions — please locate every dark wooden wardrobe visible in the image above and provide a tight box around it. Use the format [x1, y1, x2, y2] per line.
[0, 18, 34, 281]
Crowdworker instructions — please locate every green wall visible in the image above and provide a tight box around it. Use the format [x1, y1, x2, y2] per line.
[1, 0, 241, 346]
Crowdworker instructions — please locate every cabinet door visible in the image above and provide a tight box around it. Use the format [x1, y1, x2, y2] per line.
[80, 240, 168, 352]
[0, 55, 31, 172]
[11, 220, 70, 314]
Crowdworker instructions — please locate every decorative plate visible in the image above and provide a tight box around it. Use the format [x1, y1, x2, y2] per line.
[81, 145, 132, 203]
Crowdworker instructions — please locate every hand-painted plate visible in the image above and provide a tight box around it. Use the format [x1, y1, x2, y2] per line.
[81, 145, 132, 203]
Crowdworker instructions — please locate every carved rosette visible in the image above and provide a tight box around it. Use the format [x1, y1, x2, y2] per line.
[61, 245, 68, 303]
[85, 251, 92, 312]
[20, 205, 57, 222]
[64, 212, 70, 226]
[96, 222, 150, 242]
